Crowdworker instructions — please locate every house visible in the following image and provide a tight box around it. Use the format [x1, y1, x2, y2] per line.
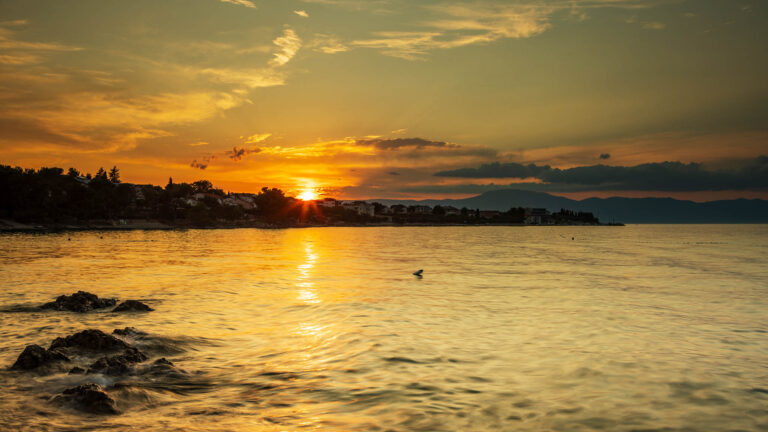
[443, 206, 460, 216]
[317, 198, 338, 208]
[479, 210, 500, 219]
[525, 208, 550, 225]
[390, 204, 407, 214]
[342, 201, 374, 216]
[409, 205, 432, 214]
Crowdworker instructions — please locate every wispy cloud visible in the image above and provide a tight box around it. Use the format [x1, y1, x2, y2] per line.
[270, 28, 302, 66]
[219, 0, 256, 9]
[245, 133, 272, 144]
[294, 10, 309, 18]
[309, 34, 348, 54]
[350, 0, 668, 59]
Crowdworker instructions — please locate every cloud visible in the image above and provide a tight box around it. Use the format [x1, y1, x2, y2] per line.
[245, 133, 272, 144]
[355, 137, 451, 150]
[189, 141, 210, 147]
[309, 34, 348, 54]
[599, 153, 611, 160]
[0, 53, 41, 65]
[642, 21, 666, 30]
[219, 0, 256, 8]
[351, 0, 660, 59]
[227, 146, 262, 161]
[199, 67, 286, 89]
[434, 157, 768, 191]
[269, 28, 302, 67]
[294, 10, 309, 17]
[190, 155, 216, 170]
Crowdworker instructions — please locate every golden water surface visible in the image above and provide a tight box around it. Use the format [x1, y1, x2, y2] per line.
[0, 225, 767, 431]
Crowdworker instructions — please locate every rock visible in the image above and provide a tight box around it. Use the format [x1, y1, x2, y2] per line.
[11, 344, 70, 370]
[112, 300, 153, 312]
[40, 291, 117, 313]
[68, 367, 86, 375]
[153, 358, 174, 366]
[112, 327, 148, 338]
[50, 329, 130, 352]
[88, 347, 148, 375]
[55, 383, 118, 414]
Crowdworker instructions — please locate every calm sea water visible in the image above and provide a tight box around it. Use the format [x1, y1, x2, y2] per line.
[0, 226, 767, 431]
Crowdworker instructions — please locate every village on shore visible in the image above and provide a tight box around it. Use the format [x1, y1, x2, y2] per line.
[0, 165, 609, 231]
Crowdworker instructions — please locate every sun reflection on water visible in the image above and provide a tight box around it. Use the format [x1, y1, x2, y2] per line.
[297, 242, 320, 305]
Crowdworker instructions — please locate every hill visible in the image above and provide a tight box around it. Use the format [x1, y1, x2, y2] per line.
[371, 190, 768, 223]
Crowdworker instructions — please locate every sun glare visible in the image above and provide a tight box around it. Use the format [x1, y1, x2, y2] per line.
[297, 189, 318, 201]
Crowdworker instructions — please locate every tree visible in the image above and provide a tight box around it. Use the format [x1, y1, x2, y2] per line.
[67, 167, 80, 177]
[192, 180, 213, 193]
[95, 167, 107, 180]
[166, 177, 173, 190]
[432, 205, 445, 216]
[108, 165, 120, 183]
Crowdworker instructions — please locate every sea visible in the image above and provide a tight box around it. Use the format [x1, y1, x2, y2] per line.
[0, 225, 766, 431]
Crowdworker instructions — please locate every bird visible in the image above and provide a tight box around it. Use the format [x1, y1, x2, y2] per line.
[413, 269, 423, 277]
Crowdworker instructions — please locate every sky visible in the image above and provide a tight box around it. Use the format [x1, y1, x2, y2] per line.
[0, 0, 766, 201]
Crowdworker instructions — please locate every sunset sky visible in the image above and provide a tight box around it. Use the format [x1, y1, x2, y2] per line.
[0, 0, 766, 200]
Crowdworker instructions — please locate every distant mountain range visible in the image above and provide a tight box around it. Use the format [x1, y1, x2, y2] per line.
[371, 189, 768, 223]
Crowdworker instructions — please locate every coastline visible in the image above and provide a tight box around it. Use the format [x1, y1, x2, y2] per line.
[0, 218, 622, 233]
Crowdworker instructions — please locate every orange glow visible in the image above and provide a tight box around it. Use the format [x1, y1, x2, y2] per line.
[297, 189, 318, 201]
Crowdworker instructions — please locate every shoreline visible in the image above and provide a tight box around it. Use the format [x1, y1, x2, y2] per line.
[0, 219, 622, 233]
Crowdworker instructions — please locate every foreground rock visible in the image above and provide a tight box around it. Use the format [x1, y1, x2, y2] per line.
[54, 384, 119, 414]
[50, 329, 130, 352]
[11, 344, 69, 370]
[40, 291, 117, 313]
[112, 327, 148, 338]
[113, 300, 154, 312]
[88, 347, 148, 375]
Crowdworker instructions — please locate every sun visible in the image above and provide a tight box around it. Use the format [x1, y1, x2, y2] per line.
[297, 189, 318, 201]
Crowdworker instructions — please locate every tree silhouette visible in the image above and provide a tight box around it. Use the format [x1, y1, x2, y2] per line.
[108, 166, 120, 183]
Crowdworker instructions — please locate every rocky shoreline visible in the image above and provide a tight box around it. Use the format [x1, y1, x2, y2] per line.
[6, 291, 190, 416]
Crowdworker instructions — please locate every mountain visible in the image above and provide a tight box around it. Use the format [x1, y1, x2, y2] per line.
[370, 189, 768, 223]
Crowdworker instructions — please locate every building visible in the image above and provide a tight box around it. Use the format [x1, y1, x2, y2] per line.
[409, 205, 432, 214]
[317, 198, 338, 208]
[525, 208, 550, 225]
[479, 210, 500, 219]
[443, 206, 460, 216]
[342, 201, 374, 216]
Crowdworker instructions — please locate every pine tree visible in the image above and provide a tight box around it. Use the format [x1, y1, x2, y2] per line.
[108, 165, 120, 183]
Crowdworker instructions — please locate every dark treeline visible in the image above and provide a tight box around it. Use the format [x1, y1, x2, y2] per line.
[0, 165, 600, 228]
[0, 165, 353, 227]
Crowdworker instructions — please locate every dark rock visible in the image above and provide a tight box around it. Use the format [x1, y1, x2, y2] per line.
[112, 300, 153, 312]
[112, 327, 148, 337]
[40, 291, 117, 313]
[68, 367, 85, 375]
[56, 383, 118, 414]
[11, 344, 70, 370]
[50, 329, 130, 352]
[87, 347, 148, 376]
[153, 358, 174, 366]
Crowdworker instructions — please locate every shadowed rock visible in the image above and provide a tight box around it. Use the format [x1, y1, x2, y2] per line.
[112, 327, 148, 338]
[55, 384, 118, 414]
[40, 291, 117, 313]
[113, 300, 153, 312]
[50, 329, 130, 352]
[88, 347, 148, 375]
[11, 344, 70, 370]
